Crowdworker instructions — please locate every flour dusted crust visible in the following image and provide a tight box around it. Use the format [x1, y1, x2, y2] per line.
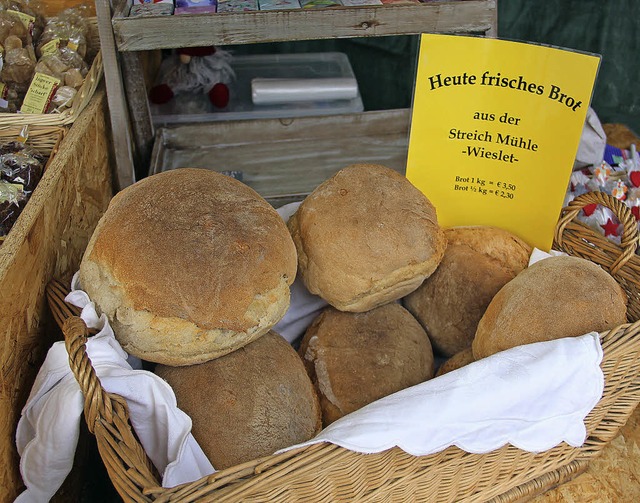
[298, 303, 434, 426]
[288, 163, 446, 312]
[79, 168, 297, 365]
[155, 331, 321, 470]
[472, 255, 628, 359]
[403, 226, 532, 357]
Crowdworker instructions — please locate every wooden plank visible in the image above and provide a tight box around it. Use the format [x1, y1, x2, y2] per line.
[151, 109, 411, 205]
[113, 0, 497, 51]
[95, 0, 137, 189]
[120, 52, 155, 178]
[0, 89, 113, 503]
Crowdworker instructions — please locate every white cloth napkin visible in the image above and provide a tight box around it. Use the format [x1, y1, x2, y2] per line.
[273, 201, 328, 345]
[280, 332, 604, 456]
[14, 274, 215, 503]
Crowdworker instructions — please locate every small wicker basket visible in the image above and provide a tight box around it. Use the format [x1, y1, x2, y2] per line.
[0, 18, 103, 127]
[46, 191, 640, 502]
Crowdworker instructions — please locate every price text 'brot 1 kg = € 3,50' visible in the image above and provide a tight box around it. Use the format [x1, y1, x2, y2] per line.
[453, 176, 517, 199]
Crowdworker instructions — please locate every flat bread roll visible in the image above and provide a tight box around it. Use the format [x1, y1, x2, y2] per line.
[298, 303, 434, 426]
[473, 255, 628, 359]
[79, 168, 297, 366]
[288, 164, 446, 312]
[155, 331, 321, 470]
[403, 226, 531, 357]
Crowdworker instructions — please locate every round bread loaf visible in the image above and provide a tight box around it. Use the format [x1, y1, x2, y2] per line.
[155, 331, 321, 470]
[288, 164, 446, 312]
[79, 168, 297, 366]
[472, 255, 628, 359]
[435, 347, 475, 377]
[403, 226, 531, 357]
[298, 302, 434, 426]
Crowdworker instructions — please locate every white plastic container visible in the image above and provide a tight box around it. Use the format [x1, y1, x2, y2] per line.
[150, 52, 364, 125]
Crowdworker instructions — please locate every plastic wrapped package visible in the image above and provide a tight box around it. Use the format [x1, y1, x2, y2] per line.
[0, 138, 45, 241]
[0, 0, 45, 42]
[0, 9, 37, 111]
[0, 181, 27, 239]
[36, 6, 91, 61]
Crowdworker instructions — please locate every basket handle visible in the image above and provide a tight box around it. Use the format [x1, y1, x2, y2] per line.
[63, 316, 118, 430]
[555, 191, 639, 275]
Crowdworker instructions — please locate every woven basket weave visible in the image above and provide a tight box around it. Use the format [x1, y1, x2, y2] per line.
[0, 18, 103, 127]
[46, 190, 640, 502]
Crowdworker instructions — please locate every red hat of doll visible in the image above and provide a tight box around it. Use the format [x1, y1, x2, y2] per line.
[149, 46, 233, 109]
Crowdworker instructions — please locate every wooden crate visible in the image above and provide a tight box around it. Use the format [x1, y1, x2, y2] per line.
[150, 109, 411, 207]
[0, 87, 113, 503]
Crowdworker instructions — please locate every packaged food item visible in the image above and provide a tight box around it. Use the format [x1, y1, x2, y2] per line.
[217, 0, 258, 11]
[0, 9, 36, 111]
[21, 46, 89, 113]
[340, 0, 381, 5]
[175, 0, 217, 14]
[0, 128, 46, 241]
[36, 5, 91, 60]
[0, 0, 45, 42]
[258, 0, 301, 9]
[299, 0, 340, 7]
[129, 0, 175, 16]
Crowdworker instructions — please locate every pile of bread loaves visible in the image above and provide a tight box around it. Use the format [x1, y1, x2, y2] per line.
[78, 164, 628, 470]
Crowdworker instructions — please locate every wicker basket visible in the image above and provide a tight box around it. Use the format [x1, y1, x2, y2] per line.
[0, 124, 65, 244]
[0, 18, 103, 127]
[45, 190, 640, 502]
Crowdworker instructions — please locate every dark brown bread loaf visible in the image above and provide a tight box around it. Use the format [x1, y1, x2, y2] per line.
[298, 302, 434, 426]
[288, 163, 446, 312]
[404, 226, 531, 357]
[155, 331, 321, 470]
[79, 168, 297, 366]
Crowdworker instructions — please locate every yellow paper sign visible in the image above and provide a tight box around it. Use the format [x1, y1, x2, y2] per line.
[20, 73, 61, 114]
[7, 10, 35, 31]
[40, 38, 60, 56]
[406, 34, 600, 251]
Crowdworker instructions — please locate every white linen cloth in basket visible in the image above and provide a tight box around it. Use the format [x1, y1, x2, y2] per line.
[14, 203, 605, 502]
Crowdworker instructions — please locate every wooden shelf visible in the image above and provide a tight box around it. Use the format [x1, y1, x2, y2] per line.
[111, 0, 497, 51]
[97, 0, 497, 188]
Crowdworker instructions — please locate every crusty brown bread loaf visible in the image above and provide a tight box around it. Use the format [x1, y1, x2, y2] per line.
[288, 163, 446, 312]
[435, 347, 475, 377]
[155, 331, 321, 470]
[403, 226, 531, 357]
[298, 302, 434, 426]
[602, 123, 639, 150]
[79, 168, 297, 366]
[472, 255, 628, 359]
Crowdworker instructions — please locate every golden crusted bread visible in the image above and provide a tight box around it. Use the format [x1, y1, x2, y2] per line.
[473, 255, 628, 359]
[404, 226, 531, 357]
[435, 347, 475, 377]
[298, 302, 434, 426]
[79, 168, 297, 365]
[288, 164, 446, 312]
[155, 331, 321, 470]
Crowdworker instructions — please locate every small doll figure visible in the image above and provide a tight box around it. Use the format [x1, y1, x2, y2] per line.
[149, 46, 234, 109]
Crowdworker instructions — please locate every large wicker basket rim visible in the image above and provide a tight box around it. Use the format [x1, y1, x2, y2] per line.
[555, 190, 639, 274]
[43, 190, 640, 502]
